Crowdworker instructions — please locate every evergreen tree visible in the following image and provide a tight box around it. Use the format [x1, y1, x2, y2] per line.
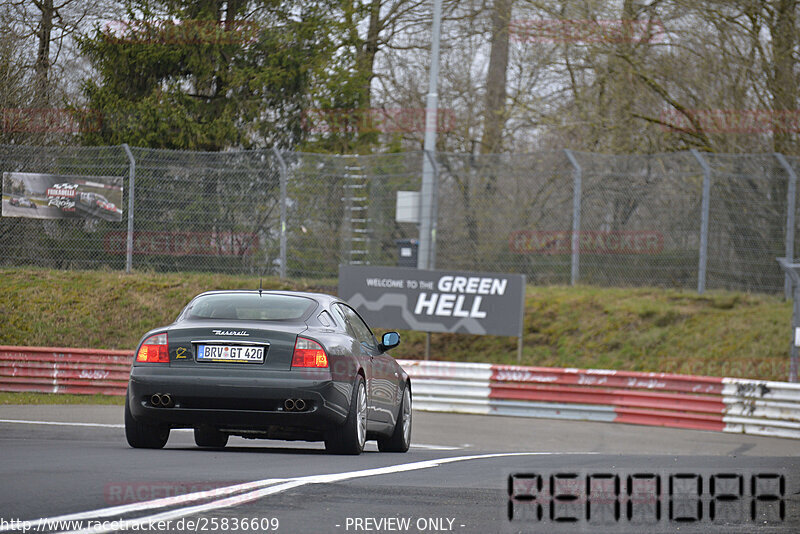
[78, 0, 335, 150]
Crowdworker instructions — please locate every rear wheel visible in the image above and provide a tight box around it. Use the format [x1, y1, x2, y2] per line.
[325, 376, 367, 455]
[194, 427, 228, 448]
[378, 384, 411, 452]
[124, 395, 169, 449]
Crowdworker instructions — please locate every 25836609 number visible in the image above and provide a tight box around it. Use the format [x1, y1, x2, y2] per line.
[192, 517, 279, 531]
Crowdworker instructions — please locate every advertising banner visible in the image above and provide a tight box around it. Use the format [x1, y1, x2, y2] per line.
[103, 231, 259, 257]
[338, 265, 525, 337]
[2, 172, 124, 222]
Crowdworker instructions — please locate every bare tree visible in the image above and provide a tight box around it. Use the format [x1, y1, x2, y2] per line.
[480, 0, 512, 154]
[0, 6, 29, 144]
[4, 0, 119, 144]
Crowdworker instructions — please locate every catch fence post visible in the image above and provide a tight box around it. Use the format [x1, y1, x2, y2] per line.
[564, 149, 582, 286]
[775, 153, 797, 300]
[423, 150, 439, 270]
[691, 149, 711, 294]
[122, 144, 135, 274]
[272, 147, 288, 279]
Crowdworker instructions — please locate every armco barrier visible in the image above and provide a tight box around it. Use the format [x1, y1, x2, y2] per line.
[1, 346, 798, 439]
[0, 346, 131, 396]
[399, 360, 800, 440]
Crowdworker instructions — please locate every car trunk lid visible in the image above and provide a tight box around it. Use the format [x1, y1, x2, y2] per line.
[167, 321, 306, 371]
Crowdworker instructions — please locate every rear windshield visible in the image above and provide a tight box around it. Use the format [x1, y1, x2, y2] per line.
[183, 293, 315, 321]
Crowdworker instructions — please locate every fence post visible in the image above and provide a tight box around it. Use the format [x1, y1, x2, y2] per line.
[122, 144, 135, 274]
[777, 258, 800, 383]
[423, 150, 439, 270]
[564, 149, 582, 286]
[691, 149, 711, 294]
[776, 153, 797, 300]
[793, 284, 800, 382]
[272, 147, 288, 279]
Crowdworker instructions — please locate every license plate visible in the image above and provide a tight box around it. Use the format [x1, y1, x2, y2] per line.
[196, 344, 265, 363]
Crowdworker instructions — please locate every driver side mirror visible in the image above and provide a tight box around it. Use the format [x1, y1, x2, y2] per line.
[378, 331, 401, 352]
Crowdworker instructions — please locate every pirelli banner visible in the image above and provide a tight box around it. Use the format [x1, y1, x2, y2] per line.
[338, 265, 525, 337]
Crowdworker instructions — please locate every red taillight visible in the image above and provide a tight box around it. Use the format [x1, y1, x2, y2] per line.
[136, 333, 169, 363]
[292, 337, 328, 368]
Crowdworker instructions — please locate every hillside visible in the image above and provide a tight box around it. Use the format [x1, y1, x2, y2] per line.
[0, 268, 791, 380]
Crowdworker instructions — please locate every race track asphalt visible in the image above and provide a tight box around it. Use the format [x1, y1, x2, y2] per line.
[0, 405, 797, 534]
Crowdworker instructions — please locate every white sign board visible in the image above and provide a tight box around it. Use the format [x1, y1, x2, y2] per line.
[395, 191, 420, 224]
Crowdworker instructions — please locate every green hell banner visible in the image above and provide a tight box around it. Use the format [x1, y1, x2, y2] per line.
[338, 265, 525, 337]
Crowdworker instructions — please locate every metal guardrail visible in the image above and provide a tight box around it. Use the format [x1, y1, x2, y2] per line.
[0, 346, 798, 439]
[0, 346, 130, 396]
[399, 360, 800, 440]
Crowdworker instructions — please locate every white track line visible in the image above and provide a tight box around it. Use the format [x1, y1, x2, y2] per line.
[6, 453, 585, 534]
[61, 453, 568, 534]
[0, 419, 196, 431]
[409, 443, 461, 450]
[0, 419, 123, 428]
[0, 479, 290, 532]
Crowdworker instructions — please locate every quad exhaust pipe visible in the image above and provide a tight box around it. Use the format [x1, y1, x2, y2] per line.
[283, 398, 306, 412]
[150, 393, 174, 408]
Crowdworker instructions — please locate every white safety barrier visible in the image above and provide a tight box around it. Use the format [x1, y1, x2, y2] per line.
[398, 359, 800, 440]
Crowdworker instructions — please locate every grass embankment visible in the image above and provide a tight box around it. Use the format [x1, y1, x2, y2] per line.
[0, 268, 792, 385]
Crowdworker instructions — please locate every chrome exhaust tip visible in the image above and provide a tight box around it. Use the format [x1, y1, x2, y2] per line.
[294, 399, 306, 411]
[284, 399, 295, 411]
[151, 393, 162, 407]
[160, 394, 173, 407]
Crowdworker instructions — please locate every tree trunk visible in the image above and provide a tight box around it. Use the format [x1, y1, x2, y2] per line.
[607, 0, 637, 153]
[480, 0, 512, 154]
[34, 0, 54, 107]
[769, 0, 797, 154]
[362, 0, 381, 109]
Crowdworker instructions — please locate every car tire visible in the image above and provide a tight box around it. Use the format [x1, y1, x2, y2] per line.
[325, 376, 367, 455]
[194, 427, 228, 448]
[378, 383, 411, 453]
[124, 394, 169, 449]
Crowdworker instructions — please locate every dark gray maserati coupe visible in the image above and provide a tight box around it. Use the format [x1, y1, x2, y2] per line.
[125, 290, 411, 455]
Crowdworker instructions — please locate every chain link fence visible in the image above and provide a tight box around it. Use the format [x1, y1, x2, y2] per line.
[1, 143, 798, 294]
[124, 147, 281, 274]
[569, 150, 703, 289]
[436, 152, 574, 283]
[280, 151, 422, 278]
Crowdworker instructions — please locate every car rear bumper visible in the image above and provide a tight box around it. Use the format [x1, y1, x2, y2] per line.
[127, 366, 351, 433]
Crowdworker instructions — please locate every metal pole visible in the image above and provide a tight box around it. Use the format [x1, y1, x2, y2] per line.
[691, 149, 711, 294]
[272, 147, 288, 279]
[775, 258, 799, 383]
[776, 153, 797, 300]
[419, 0, 443, 360]
[792, 284, 799, 383]
[517, 274, 526, 363]
[424, 150, 439, 270]
[564, 149, 582, 285]
[418, 0, 443, 271]
[122, 144, 135, 274]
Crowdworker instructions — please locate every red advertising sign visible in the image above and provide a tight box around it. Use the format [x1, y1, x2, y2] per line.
[104, 231, 259, 256]
[510, 230, 664, 255]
